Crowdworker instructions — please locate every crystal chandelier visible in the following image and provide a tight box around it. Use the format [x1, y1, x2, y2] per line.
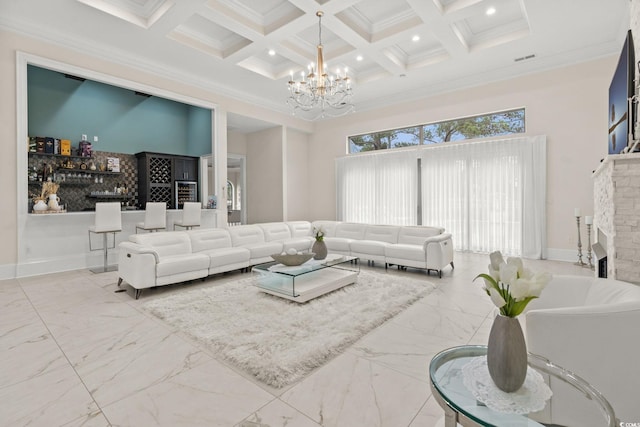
[287, 11, 354, 120]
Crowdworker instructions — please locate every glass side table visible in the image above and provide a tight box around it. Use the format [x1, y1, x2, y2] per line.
[429, 345, 616, 427]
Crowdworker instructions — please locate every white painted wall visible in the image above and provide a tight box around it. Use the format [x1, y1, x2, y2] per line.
[306, 56, 618, 260]
[228, 131, 248, 155]
[285, 128, 310, 221]
[246, 127, 284, 223]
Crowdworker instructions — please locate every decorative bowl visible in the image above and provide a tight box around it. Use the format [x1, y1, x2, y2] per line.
[271, 253, 315, 266]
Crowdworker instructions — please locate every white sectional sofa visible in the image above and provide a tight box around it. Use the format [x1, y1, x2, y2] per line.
[117, 220, 453, 298]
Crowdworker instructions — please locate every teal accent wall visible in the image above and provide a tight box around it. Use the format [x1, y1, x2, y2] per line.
[187, 105, 213, 156]
[27, 65, 212, 156]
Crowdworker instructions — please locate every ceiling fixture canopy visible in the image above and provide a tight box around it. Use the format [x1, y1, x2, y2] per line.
[287, 11, 354, 120]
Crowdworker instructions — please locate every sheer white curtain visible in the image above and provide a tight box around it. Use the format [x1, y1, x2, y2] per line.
[421, 135, 546, 258]
[336, 150, 418, 225]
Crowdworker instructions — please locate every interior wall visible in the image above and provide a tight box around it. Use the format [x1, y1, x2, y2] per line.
[307, 56, 617, 260]
[187, 106, 213, 157]
[246, 127, 283, 223]
[28, 65, 212, 156]
[227, 131, 248, 155]
[285, 128, 310, 221]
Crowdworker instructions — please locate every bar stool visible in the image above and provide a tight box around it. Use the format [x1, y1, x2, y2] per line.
[88, 202, 122, 273]
[173, 202, 201, 230]
[136, 202, 167, 233]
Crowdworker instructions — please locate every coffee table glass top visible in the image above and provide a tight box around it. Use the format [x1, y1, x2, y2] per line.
[429, 345, 616, 427]
[252, 254, 358, 277]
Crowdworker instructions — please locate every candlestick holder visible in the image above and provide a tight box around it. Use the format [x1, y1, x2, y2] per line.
[575, 216, 585, 266]
[586, 223, 594, 270]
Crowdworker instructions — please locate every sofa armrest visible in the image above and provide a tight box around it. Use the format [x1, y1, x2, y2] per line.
[117, 242, 160, 290]
[423, 232, 452, 246]
[119, 241, 160, 263]
[422, 233, 453, 270]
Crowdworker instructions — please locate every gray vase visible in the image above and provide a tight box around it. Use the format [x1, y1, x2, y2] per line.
[312, 239, 327, 260]
[487, 314, 527, 393]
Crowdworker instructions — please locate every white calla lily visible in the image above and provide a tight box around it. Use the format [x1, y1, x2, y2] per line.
[499, 262, 518, 287]
[474, 251, 552, 317]
[488, 287, 507, 308]
[489, 251, 505, 271]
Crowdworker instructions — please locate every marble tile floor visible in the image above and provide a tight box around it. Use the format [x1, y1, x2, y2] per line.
[0, 252, 594, 427]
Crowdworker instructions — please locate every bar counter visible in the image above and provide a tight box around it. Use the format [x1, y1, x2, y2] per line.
[18, 208, 222, 277]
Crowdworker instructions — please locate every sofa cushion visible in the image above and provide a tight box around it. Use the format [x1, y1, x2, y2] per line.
[385, 244, 425, 262]
[312, 220, 340, 237]
[350, 240, 389, 256]
[335, 222, 367, 240]
[325, 237, 352, 252]
[283, 237, 313, 253]
[156, 253, 210, 277]
[130, 232, 192, 258]
[245, 242, 284, 260]
[188, 229, 232, 252]
[259, 223, 292, 242]
[228, 225, 265, 247]
[397, 226, 444, 245]
[201, 247, 250, 269]
[287, 221, 313, 238]
[363, 225, 400, 244]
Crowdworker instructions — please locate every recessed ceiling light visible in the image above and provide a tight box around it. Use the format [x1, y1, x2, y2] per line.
[268, 49, 276, 56]
[412, 35, 420, 42]
[486, 7, 496, 16]
[356, 55, 363, 61]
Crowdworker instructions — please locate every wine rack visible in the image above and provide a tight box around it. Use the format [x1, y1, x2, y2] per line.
[137, 152, 173, 208]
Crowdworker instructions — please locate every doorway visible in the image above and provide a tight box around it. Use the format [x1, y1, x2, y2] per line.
[227, 153, 246, 225]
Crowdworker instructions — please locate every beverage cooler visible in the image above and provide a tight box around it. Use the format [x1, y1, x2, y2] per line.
[175, 181, 197, 208]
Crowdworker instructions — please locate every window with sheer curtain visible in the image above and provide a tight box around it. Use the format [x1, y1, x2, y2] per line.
[336, 135, 546, 258]
[336, 150, 418, 225]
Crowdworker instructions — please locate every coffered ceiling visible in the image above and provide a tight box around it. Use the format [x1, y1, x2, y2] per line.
[0, 0, 630, 125]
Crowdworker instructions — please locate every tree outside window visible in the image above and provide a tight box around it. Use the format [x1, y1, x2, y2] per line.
[348, 109, 525, 153]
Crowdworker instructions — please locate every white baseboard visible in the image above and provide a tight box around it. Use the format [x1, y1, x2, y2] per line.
[546, 248, 579, 263]
[11, 251, 118, 278]
[0, 263, 17, 280]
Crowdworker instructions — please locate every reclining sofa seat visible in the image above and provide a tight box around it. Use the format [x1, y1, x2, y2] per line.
[349, 225, 400, 265]
[385, 226, 454, 277]
[118, 231, 210, 298]
[323, 222, 367, 256]
[258, 222, 313, 253]
[188, 228, 250, 274]
[227, 224, 283, 265]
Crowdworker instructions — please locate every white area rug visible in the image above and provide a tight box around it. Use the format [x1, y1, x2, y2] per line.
[143, 269, 435, 388]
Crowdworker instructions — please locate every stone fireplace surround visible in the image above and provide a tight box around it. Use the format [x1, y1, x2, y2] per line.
[593, 153, 640, 284]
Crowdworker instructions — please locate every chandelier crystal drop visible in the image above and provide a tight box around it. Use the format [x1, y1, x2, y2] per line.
[287, 11, 355, 120]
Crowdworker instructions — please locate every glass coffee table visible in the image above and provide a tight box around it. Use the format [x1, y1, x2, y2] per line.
[429, 345, 616, 427]
[252, 254, 359, 303]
